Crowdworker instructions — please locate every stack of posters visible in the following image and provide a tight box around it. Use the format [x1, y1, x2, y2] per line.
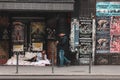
[79, 17, 92, 64]
[96, 16, 110, 54]
[96, 2, 120, 64]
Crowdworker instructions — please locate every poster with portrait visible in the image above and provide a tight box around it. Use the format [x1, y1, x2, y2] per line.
[31, 22, 45, 42]
[96, 16, 110, 54]
[12, 21, 25, 43]
[96, 16, 110, 34]
[79, 18, 92, 38]
[96, 35, 110, 54]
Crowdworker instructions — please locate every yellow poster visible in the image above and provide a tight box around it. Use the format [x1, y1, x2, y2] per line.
[13, 45, 24, 52]
[32, 43, 43, 51]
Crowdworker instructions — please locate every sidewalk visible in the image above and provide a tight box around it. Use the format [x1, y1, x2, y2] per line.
[0, 65, 120, 80]
[0, 65, 120, 75]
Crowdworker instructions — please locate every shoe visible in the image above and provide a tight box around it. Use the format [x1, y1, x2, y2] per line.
[66, 61, 71, 66]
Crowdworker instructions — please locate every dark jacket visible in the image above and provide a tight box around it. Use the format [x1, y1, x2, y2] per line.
[58, 35, 68, 51]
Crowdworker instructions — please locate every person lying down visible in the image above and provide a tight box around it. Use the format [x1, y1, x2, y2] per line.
[6, 50, 50, 66]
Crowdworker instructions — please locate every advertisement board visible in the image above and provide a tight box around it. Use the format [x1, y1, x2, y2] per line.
[96, 2, 120, 16]
[96, 16, 110, 53]
[79, 18, 92, 38]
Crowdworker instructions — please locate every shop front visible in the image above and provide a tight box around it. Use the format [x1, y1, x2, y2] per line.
[0, 0, 74, 66]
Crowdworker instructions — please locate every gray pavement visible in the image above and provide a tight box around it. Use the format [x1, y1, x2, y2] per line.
[0, 65, 120, 79]
[0, 65, 120, 75]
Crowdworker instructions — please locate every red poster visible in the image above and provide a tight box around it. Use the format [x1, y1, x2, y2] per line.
[110, 16, 120, 35]
[110, 16, 120, 53]
[110, 35, 120, 53]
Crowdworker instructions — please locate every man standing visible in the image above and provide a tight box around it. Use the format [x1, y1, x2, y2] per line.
[57, 33, 71, 66]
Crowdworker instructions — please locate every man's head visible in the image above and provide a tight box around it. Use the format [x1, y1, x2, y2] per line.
[59, 33, 66, 37]
[42, 50, 46, 55]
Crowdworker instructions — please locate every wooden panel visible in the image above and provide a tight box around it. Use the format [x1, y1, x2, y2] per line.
[0, 41, 9, 64]
[47, 41, 57, 65]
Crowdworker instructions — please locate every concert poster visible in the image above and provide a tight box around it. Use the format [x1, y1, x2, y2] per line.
[110, 16, 120, 35]
[79, 42, 92, 55]
[79, 18, 92, 38]
[110, 35, 120, 53]
[110, 16, 120, 53]
[96, 35, 110, 54]
[96, 16, 110, 34]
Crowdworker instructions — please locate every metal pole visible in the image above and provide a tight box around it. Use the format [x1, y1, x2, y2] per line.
[16, 52, 19, 73]
[52, 51, 54, 73]
[52, 41, 54, 73]
[89, 53, 92, 73]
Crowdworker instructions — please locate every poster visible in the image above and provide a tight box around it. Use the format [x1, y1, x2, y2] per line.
[32, 42, 43, 51]
[31, 22, 45, 42]
[78, 17, 92, 64]
[79, 18, 92, 38]
[96, 16, 110, 34]
[96, 2, 120, 64]
[96, 2, 120, 16]
[96, 33, 110, 53]
[79, 42, 92, 54]
[110, 16, 120, 35]
[110, 16, 120, 53]
[70, 18, 79, 52]
[96, 16, 110, 54]
[12, 21, 24, 43]
[110, 35, 120, 53]
[79, 54, 90, 64]
[79, 58, 89, 64]
[13, 45, 24, 52]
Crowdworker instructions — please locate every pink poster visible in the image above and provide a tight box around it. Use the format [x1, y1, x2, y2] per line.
[110, 16, 120, 53]
[110, 16, 120, 35]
